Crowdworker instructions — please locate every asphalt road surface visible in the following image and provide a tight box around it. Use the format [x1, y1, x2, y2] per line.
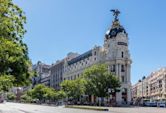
[0, 102, 165, 113]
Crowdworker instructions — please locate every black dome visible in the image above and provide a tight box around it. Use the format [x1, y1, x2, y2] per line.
[105, 26, 127, 39]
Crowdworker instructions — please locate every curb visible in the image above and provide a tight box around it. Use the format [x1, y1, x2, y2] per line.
[65, 105, 109, 111]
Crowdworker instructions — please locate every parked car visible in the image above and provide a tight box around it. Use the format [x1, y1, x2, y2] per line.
[157, 102, 166, 107]
[150, 102, 157, 107]
[143, 102, 157, 107]
[143, 102, 151, 106]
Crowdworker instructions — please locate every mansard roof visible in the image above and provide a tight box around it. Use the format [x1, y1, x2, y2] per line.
[68, 50, 92, 65]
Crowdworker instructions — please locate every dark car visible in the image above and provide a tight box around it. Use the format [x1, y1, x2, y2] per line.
[149, 102, 157, 107]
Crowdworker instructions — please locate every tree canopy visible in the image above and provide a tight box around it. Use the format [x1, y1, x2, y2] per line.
[61, 78, 86, 100]
[60, 63, 120, 103]
[0, 0, 32, 87]
[0, 75, 14, 92]
[23, 84, 67, 103]
[82, 64, 120, 97]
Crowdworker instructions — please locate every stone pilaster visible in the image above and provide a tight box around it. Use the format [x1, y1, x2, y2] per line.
[116, 91, 122, 105]
[127, 88, 131, 104]
[116, 64, 119, 76]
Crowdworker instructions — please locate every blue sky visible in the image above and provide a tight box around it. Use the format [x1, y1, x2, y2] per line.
[13, 0, 166, 84]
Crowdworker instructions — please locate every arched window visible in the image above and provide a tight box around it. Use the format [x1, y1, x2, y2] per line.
[121, 51, 124, 58]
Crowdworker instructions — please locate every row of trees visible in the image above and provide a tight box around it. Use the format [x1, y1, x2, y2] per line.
[20, 84, 66, 104]
[61, 64, 121, 105]
[19, 64, 120, 106]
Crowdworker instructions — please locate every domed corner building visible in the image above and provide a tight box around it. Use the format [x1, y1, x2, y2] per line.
[50, 9, 132, 106]
[103, 10, 132, 105]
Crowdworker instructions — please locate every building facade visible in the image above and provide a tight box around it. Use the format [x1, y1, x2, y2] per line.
[35, 10, 132, 105]
[59, 10, 132, 104]
[132, 68, 166, 104]
[32, 61, 51, 87]
[50, 60, 65, 90]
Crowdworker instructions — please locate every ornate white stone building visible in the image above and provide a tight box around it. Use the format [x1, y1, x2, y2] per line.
[61, 10, 132, 104]
[31, 10, 132, 105]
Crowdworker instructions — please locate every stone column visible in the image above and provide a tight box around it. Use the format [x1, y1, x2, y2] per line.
[126, 64, 128, 83]
[126, 63, 131, 83]
[116, 64, 118, 75]
[127, 88, 132, 104]
[128, 64, 131, 83]
[116, 91, 122, 105]
[119, 64, 122, 82]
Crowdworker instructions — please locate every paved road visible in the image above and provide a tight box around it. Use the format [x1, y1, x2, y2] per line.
[0, 102, 165, 113]
[0, 102, 107, 113]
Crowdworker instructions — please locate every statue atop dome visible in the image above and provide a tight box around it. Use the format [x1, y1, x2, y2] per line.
[105, 9, 127, 40]
[111, 9, 120, 21]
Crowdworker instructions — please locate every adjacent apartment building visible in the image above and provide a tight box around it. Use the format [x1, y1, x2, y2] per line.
[132, 68, 166, 104]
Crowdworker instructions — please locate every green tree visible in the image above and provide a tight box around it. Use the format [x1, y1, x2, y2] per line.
[44, 87, 56, 101]
[0, 0, 26, 41]
[61, 78, 86, 101]
[0, 75, 14, 92]
[55, 90, 67, 100]
[30, 84, 47, 101]
[7, 92, 16, 101]
[20, 94, 33, 103]
[0, 0, 32, 86]
[83, 64, 120, 98]
[29, 84, 56, 102]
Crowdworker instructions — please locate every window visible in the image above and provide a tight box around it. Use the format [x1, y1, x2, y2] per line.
[111, 65, 115, 72]
[94, 51, 97, 55]
[74, 75, 77, 79]
[121, 65, 125, 72]
[159, 80, 162, 88]
[121, 52, 124, 58]
[122, 76, 125, 83]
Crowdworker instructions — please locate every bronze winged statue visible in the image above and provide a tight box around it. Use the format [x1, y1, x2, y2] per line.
[111, 9, 120, 20]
